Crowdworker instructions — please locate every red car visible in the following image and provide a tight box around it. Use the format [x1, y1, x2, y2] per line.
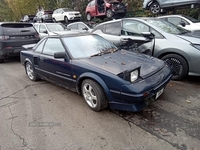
[86, 0, 127, 21]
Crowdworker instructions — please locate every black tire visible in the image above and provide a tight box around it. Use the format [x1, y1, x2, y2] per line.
[52, 18, 57, 23]
[81, 79, 108, 111]
[161, 54, 188, 80]
[86, 13, 92, 21]
[150, 2, 160, 14]
[106, 9, 113, 18]
[0, 58, 4, 63]
[25, 62, 39, 81]
[64, 16, 68, 23]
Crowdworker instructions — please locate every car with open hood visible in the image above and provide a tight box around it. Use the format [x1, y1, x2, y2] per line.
[86, 0, 127, 21]
[92, 17, 200, 80]
[20, 33, 172, 112]
[143, 0, 200, 14]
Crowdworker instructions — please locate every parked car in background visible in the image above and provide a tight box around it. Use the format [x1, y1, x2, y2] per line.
[92, 18, 200, 80]
[33, 23, 74, 39]
[143, 0, 200, 14]
[67, 22, 94, 32]
[0, 22, 40, 63]
[20, 33, 172, 112]
[52, 8, 81, 23]
[158, 14, 200, 31]
[34, 10, 53, 22]
[20, 15, 35, 23]
[85, 0, 127, 21]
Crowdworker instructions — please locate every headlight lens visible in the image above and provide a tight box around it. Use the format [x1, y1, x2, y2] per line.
[68, 13, 74, 15]
[192, 44, 200, 50]
[130, 70, 139, 82]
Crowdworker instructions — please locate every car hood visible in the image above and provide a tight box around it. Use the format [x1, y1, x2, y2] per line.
[64, 11, 80, 14]
[176, 34, 200, 44]
[80, 50, 165, 78]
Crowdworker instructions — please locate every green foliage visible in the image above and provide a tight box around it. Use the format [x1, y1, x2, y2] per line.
[1, 0, 200, 21]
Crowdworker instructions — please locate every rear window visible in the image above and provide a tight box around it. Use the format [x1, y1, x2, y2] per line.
[1, 23, 36, 35]
[44, 11, 53, 14]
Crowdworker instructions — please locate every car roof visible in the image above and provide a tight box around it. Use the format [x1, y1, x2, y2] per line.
[48, 32, 92, 38]
[157, 14, 186, 18]
[0, 22, 33, 26]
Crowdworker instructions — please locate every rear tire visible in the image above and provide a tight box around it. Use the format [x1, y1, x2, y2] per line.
[150, 2, 160, 14]
[86, 13, 92, 21]
[161, 54, 188, 80]
[81, 79, 108, 111]
[106, 9, 113, 18]
[25, 62, 39, 81]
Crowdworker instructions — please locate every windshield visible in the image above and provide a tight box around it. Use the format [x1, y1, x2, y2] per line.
[62, 8, 73, 12]
[147, 19, 189, 35]
[46, 24, 67, 32]
[183, 15, 200, 23]
[63, 35, 117, 59]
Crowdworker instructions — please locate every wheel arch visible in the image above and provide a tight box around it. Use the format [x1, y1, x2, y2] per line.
[157, 51, 189, 74]
[76, 72, 113, 102]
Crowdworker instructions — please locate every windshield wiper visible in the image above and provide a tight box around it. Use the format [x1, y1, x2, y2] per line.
[90, 48, 118, 58]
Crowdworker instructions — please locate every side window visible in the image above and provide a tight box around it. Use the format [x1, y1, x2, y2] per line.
[39, 25, 46, 33]
[105, 22, 121, 35]
[68, 24, 78, 29]
[34, 24, 39, 32]
[150, 28, 164, 39]
[122, 20, 149, 36]
[182, 19, 189, 25]
[168, 17, 181, 26]
[78, 24, 86, 30]
[35, 39, 46, 53]
[42, 38, 65, 56]
[93, 25, 104, 32]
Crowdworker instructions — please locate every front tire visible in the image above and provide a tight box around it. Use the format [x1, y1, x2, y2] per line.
[150, 2, 160, 14]
[161, 54, 188, 80]
[52, 18, 57, 23]
[25, 62, 39, 81]
[81, 79, 108, 111]
[64, 16, 68, 24]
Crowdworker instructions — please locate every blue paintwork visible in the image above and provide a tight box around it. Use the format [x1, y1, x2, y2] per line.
[20, 34, 172, 112]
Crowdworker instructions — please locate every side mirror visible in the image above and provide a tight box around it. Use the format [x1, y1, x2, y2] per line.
[179, 21, 186, 27]
[82, 27, 88, 31]
[54, 52, 66, 59]
[141, 32, 155, 40]
[43, 30, 48, 34]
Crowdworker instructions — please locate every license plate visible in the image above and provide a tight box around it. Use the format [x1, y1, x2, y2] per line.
[155, 88, 164, 99]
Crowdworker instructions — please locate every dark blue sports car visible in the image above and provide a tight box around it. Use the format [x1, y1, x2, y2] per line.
[20, 33, 172, 112]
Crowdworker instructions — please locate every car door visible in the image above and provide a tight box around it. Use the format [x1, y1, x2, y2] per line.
[95, 21, 122, 46]
[38, 37, 75, 89]
[39, 24, 48, 39]
[58, 9, 64, 21]
[158, 0, 174, 7]
[173, 0, 194, 6]
[121, 19, 153, 54]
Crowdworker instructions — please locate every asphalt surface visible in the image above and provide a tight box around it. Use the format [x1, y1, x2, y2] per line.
[0, 57, 199, 150]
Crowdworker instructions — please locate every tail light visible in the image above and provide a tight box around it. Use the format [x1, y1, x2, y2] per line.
[35, 34, 40, 39]
[0, 36, 10, 40]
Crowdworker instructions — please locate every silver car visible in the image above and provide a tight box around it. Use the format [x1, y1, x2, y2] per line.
[33, 23, 79, 39]
[92, 18, 200, 80]
[143, 0, 200, 14]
